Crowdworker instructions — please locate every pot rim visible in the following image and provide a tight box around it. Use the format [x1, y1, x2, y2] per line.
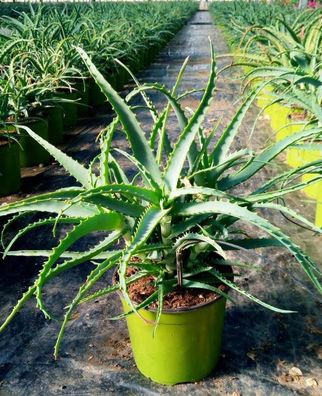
[17, 116, 47, 126]
[114, 266, 232, 315]
[0, 125, 18, 145]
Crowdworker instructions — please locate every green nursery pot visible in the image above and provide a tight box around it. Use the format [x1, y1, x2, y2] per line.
[75, 80, 90, 117]
[88, 79, 107, 106]
[0, 139, 21, 197]
[38, 106, 64, 145]
[18, 118, 50, 167]
[114, 68, 128, 91]
[122, 295, 227, 385]
[55, 91, 78, 127]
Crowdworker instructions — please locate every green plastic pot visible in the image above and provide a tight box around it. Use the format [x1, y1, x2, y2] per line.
[75, 80, 90, 117]
[0, 139, 21, 197]
[88, 79, 107, 106]
[122, 295, 227, 385]
[142, 49, 151, 67]
[148, 45, 159, 63]
[18, 118, 50, 167]
[113, 69, 127, 92]
[38, 106, 64, 145]
[55, 91, 78, 127]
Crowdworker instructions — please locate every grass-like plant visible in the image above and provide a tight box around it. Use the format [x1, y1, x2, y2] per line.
[1, 44, 322, 358]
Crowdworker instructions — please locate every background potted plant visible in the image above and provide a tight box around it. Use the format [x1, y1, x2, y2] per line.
[0, 61, 51, 167]
[0, 45, 322, 385]
[0, 121, 20, 197]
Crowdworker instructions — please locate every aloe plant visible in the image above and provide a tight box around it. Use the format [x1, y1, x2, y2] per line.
[1, 44, 322, 358]
[236, 12, 322, 87]
[0, 2, 197, 123]
[0, 2, 197, 78]
[209, 0, 299, 50]
[211, 2, 322, 131]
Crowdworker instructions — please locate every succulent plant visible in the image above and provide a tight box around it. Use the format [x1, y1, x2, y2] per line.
[1, 44, 322, 359]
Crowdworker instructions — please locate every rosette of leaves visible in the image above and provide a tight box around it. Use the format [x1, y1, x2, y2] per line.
[233, 11, 322, 88]
[1, 43, 322, 358]
[226, 12, 322, 127]
[209, 0, 298, 49]
[0, 59, 57, 122]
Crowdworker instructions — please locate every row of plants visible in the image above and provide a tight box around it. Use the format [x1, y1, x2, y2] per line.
[0, 1, 198, 197]
[210, 0, 298, 50]
[1, 40, 322, 385]
[210, 1, 322, 227]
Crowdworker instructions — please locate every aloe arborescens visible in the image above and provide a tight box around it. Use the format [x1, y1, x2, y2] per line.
[1, 43, 322, 360]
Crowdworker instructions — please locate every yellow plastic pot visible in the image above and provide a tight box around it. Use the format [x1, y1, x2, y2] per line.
[301, 147, 322, 199]
[286, 145, 306, 168]
[302, 174, 322, 199]
[122, 295, 227, 385]
[269, 104, 290, 132]
[315, 202, 322, 228]
[256, 85, 274, 110]
[276, 123, 304, 142]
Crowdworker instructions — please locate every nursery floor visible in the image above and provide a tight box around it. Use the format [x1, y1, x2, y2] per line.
[1, 10, 322, 396]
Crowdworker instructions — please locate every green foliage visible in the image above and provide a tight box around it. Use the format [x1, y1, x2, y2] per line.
[0, 1, 197, 122]
[210, 1, 322, 139]
[209, 1, 298, 50]
[1, 45, 322, 357]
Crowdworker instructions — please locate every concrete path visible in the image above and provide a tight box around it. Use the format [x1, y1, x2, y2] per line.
[0, 10, 321, 396]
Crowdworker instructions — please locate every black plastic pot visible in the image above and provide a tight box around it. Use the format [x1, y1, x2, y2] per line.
[36, 105, 64, 145]
[55, 91, 78, 128]
[18, 118, 50, 167]
[75, 80, 90, 117]
[0, 137, 21, 197]
[88, 78, 106, 107]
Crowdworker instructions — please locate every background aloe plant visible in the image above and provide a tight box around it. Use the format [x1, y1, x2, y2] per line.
[0, 1, 197, 125]
[0, 2, 197, 82]
[1, 43, 322, 358]
[210, 1, 322, 142]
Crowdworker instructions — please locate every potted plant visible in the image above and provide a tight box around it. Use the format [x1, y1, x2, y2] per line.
[0, 58, 54, 167]
[32, 104, 64, 145]
[0, 46, 322, 385]
[0, 123, 21, 197]
[227, 11, 322, 136]
[23, 44, 83, 142]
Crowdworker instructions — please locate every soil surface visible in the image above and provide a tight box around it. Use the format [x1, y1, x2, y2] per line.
[128, 274, 225, 310]
[0, 7, 322, 396]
